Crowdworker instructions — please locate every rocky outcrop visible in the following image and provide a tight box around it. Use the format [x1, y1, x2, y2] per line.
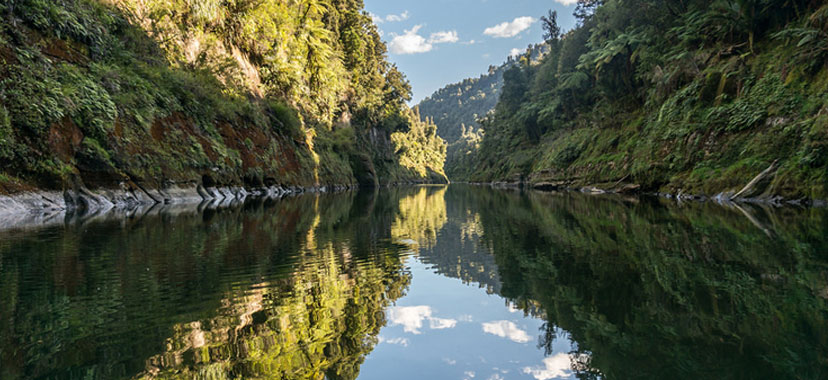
[0, 179, 356, 230]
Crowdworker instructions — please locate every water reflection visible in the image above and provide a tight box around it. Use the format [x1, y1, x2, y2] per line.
[469, 188, 828, 379]
[1, 186, 827, 379]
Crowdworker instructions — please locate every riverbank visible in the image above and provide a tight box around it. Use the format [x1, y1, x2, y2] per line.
[0, 182, 356, 231]
[469, 178, 827, 208]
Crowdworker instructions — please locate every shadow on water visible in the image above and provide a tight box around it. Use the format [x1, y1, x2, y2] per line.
[1, 185, 827, 379]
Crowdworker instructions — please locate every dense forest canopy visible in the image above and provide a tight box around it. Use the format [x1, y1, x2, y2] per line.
[430, 0, 827, 201]
[0, 0, 446, 193]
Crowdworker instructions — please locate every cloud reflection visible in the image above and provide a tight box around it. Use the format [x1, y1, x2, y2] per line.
[378, 336, 410, 347]
[481, 321, 531, 343]
[522, 353, 573, 380]
[388, 306, 458, 334]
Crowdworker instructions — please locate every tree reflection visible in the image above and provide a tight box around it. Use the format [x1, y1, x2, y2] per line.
[468, 188, 828, 379]
[0, 188, 450, 379]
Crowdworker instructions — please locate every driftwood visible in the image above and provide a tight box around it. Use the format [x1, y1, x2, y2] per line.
[733, 160, 779, 199]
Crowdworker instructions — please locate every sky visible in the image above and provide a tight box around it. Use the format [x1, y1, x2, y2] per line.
[362, 0, 579, 104]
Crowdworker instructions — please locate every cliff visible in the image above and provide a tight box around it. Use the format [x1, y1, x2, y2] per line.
[0, 0, 447, 215]
[454, 1, 828, 204]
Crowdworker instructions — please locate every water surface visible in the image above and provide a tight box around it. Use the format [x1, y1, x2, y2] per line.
[1, 186, 827, 379]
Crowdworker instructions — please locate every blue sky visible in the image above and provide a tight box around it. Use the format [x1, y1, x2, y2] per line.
[362, 0, 579, 104]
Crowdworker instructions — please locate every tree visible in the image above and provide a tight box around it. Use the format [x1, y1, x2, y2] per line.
[541, 10, 561, 43]
[574, 0, 604, 23]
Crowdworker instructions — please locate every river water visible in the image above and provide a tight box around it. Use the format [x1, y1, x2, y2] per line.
[1, 185, 826, 379]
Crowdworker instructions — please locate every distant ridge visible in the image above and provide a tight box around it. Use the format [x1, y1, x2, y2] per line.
[418, 44, 549, 179]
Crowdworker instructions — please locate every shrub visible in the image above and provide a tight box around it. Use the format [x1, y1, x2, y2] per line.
[0, 105, 13, 160]
[16, 0, 116, 59]
[0, 64, 66, 136]
[269, 100, 303, 140]
[59, 64, 117, 141]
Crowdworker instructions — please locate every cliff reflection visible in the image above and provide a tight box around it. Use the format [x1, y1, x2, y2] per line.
[466, 187, 828, 379]
[3, 185, 828, 379]
[0, 188, 451, 380]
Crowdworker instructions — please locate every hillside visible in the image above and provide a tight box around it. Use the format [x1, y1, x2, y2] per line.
[462, 0, 828, 203]
[0, 0, 446, 203]
[417, 44, 547, 179]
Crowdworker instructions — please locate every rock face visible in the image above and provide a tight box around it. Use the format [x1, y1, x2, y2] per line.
[0, 181, 352, 230]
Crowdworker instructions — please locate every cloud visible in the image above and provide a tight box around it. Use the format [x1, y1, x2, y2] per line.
[554, 0, 579, 5]
[389, 25, 433, 54]
[368, 12, 383, 24]
[371, 11, 410, 24]
[484, 16, 536, 38]
[429, 317, 458, 329]
[385, 11, 410, 22]
[389, 27, 459, 55]
[481, 321, 531, 343]
[429, 30, 459, 44]
[378, 336, 410, 347]
[522, 354, 573, 380]
[388, 306, 458, 333]
[509, 48, 523, 58]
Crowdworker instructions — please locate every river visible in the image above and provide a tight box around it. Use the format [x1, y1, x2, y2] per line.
[1, 185, 826, 379]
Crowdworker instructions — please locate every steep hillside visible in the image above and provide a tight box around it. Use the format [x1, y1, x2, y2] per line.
[0, 0, 446, 201]
[465, 0, 828, 203]
[417, 44, 547, 179]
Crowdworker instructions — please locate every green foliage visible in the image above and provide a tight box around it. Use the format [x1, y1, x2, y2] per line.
[0, 105, 13, 161]
[0, 0, 446, 188]
[418, 44, 548, 144]
[268, 100, 303, 140]
[0, 63, 66, 136]
[390, 109, 447, 180]
[774, 5, 828, 72]
[453, 0, 826, 199]
[16, 0, 116, 58]
[59, 64, 118, 141]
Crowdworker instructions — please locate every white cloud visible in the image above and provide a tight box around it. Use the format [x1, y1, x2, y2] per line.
[429, 30, 459, 44]
[522, 354, 573, 380]
[429, 317, 458, 329]
[389, 25, 433, 55]
[509, 48, 523, 58]
[368, 12, 383, 24]
[385, 11, 410, 22]
[554, 0, 579, 5]
[371, 10, 410, 24]
[389, 27, 459, 55]
[481, 321, 531, 343]
[378, 336, 410, 347]
[388, 305, 458, 333]
[484, 16, 536, 38]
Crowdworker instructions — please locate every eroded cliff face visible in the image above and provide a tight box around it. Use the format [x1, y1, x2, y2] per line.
[0, 0, 446, 208]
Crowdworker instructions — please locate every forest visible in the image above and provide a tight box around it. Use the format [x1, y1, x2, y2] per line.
[2, 0, 828, 203]
[417, 44, 547, 180]
[434, 0, 828, 203]
[0, 0, 446, 196]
